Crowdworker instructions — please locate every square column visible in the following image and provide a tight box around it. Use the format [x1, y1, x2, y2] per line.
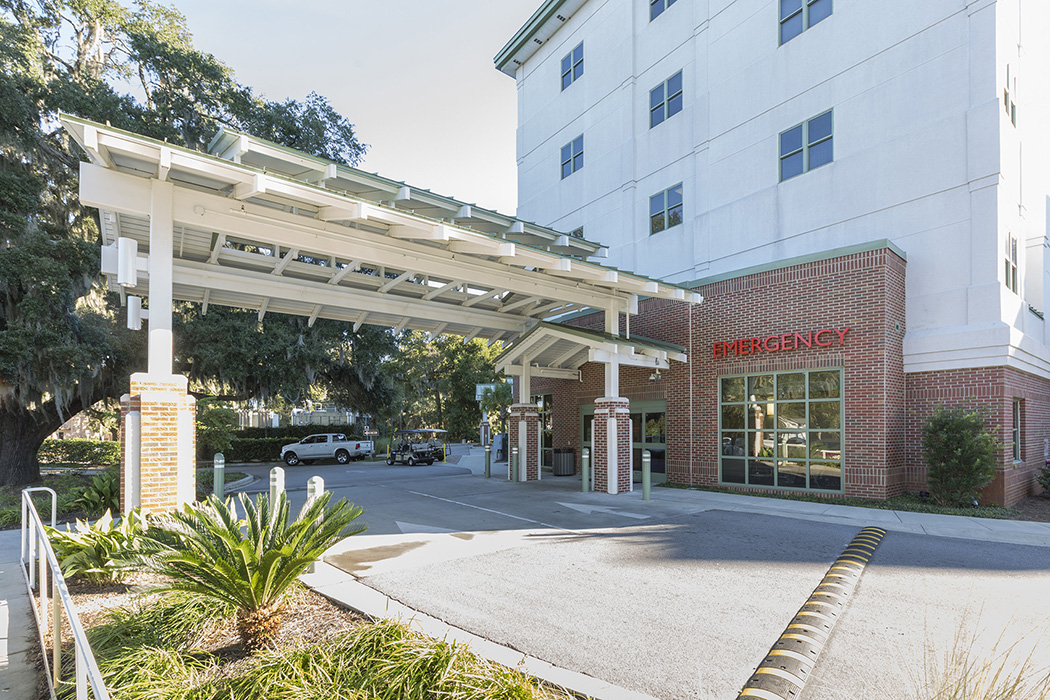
[120, 373, 196, 514]
[593, 397, 632, 494]
[509, 403, 541, 481]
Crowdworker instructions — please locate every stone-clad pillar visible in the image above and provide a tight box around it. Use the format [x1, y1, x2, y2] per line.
[120, 373, 196, 514]
[509, 403, 541, 481]
[593, 397, 631, 494]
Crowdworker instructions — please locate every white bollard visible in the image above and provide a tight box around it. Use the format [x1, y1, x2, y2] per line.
[269, 466, 285, 504]
[306, 476, 325, 573]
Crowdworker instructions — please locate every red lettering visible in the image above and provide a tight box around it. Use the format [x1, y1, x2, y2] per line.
[713, 343, 724, 358]
[834, 327, 851, 345]
[751, 337, 763, 354]
[764, 335, 780, 352]
[795, 332, 812, 348]
[814, 329, 834, 347]
[739, 338, 751, 356]
[781, 333, 795, 351]
[724, 340, 739, 356]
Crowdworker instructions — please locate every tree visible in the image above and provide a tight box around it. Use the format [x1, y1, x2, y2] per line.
[0, 0, 371, 486]
[480, 382, 513, 434]
[922, 405, 998, 507]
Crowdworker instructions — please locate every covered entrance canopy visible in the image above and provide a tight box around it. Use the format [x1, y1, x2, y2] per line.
[61, 115, 701, 510]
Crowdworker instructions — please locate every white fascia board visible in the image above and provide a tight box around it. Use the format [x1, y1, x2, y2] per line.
[499, 365, 579, 380]
[173, 262, 529, 334]
[588, 348, 670, 370]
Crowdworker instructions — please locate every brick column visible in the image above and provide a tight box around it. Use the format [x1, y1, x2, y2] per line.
[120, 373, 196, 514]
[509, 403, 541, 481]
[594, 397, 632, 494]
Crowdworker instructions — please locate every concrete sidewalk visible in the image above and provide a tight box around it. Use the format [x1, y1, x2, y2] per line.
[0, 529, 40, 698]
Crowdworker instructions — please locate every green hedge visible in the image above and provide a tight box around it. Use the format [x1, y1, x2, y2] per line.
[226, 437, 290, 462]
[38, 439, 120, 467]
[234, 424, 364, 441]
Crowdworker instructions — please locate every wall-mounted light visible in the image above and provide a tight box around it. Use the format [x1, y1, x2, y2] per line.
[649, 369, 662, 382]
[117, 236, 138, 287]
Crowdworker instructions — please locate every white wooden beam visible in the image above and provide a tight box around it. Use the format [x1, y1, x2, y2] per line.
[233, 173, 267, 200]
[463, 288, 505, 308]
[387, 224, 450, 241]
[393, 317, 409, 335]
[501, 365, 578, 380]
[462, 328, 482, 344]
[378, 270, 414, 294]
[272, 248, 299, 276]
[308, 304, 322, 328]
[328, 260, 361, 285]
[201, 289, 210, 315]
[158, 147, 171, 181]
[258, 297, 269, 322]
[448, 239, 516, 257]
[423, 279, 461, 301]
[353, 312, 369, 332]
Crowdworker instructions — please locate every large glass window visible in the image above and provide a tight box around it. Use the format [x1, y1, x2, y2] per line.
[561, 135, 584, 179]
[1012, 398, 1022, 462]
[780, 110, 833, 181]
[650, 71, 684, 128]
[650, 184, 683, 234]
[650, 0, 677, 21]
[719, 369, 843, 491]
[780, 0, 832, 45]
[561, 42, 584, 90]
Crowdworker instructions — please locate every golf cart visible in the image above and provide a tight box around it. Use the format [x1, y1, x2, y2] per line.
[387, 429, 447, 466]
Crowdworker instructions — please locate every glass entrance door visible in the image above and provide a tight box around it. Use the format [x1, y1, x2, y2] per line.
[580, 400, 667, 478]
[532, 393, 554, 469]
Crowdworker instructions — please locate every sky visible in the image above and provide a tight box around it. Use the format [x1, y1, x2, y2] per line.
[170, 1, 540, 216]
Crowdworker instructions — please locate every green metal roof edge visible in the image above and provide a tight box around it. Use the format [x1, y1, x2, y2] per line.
[208, 124, 607, 252]
[681, 239, 908, 289]
[497, 320, 686, 365]
[494, 0, 570, 75]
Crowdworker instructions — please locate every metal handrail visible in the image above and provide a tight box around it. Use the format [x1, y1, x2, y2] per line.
[21, 489, 112, 700]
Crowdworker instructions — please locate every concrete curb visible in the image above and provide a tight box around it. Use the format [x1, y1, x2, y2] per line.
[222, 475, 256, 493]
[301, 561, 657, 700]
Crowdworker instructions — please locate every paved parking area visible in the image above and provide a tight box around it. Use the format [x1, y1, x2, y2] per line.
[255, 450, 1050, 700]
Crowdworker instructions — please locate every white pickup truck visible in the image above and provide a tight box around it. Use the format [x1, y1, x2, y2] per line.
[280, 433, 374, 466]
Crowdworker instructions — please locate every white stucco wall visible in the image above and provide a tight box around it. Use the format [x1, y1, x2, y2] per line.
[507, 0, 1050, 378]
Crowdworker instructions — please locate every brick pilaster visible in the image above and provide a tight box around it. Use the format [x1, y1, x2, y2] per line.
[594, 397, 632, 494]
[509, 403, 541, 481]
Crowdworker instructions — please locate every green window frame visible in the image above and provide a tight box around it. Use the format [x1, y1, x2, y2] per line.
[779, 0, 832, 45]
[650, 70, 684, 128]
[719, 369, 844, 492]
[780, 110, 833, 181]
[649, 183, 683, 235]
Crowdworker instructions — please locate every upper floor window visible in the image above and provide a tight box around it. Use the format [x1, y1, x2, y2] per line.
[1005, 233, 1018, 294]
[650, 184, 683, 234]
[780, 110, 833, 181]
[780, 0, 832, 44]
[650, 0, 677, 21]
[650, 71, 684, 128]
[561, 43, 584, 91]
[1004, 65, 1017, 127]
[561, 135, 584, 179]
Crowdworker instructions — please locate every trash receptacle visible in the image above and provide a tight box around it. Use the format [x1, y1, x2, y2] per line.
[552, 448, 575, 476]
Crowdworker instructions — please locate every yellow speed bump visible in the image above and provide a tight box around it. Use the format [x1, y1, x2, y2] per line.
[736, 527, 887, 700]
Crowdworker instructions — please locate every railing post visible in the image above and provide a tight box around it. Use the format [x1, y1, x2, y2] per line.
[510, 446, 519, 482]
[484, 444, 491, 478]
[269, 467, 285, 503]
[306, 476, 324, 574]
[213, 453, 225, 499]
[642, 449, 652, 501]
[52, 574, 61, 687]
[581, 448, 591, 493]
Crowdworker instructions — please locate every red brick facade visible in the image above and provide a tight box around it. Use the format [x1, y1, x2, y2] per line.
[593, 397, 632, 494]
[120, 374, 196, 514]
[530, 246, 1050, 506]
[509, 403, 541, 481]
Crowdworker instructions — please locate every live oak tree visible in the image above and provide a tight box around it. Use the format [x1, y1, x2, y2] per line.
[0, 0, 374, 486]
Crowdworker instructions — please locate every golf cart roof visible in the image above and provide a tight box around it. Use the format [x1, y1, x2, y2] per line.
[396, 428, 447, 435]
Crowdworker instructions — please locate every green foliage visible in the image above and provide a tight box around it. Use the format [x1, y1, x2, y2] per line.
[1037, 462, 1050, 494]
[132, 491, 365, 651]
[228, 437, 294, 462]
[69, 467, 120, 516]
[234, 424, 363, 440]
[480, 382, 513, 434]
[88, 591, 233, 654]
[46, 509, 146, 585]
[922, 406, 999, 507]
[195, 398, 239, 457]
[38, 439, 120, 467]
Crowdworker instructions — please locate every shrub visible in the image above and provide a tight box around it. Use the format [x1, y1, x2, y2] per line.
[47, 509, 147, 585]
[38, 439, 120, 467]
[228, 437, 292, 461]
[922, 406, 998, 507]
[131, 491, 365, 652]
[234, 424, 363, 440]
[69, 467, 120, 516]
[196, 400, 240, 457]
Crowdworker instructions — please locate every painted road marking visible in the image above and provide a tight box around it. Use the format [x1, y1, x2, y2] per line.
[404, 489, 580, 533]
[735, 527, 888, 700]
[556, 502, 650, 519]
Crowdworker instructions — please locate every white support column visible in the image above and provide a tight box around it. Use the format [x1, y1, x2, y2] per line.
[605, 356, 620, 398]
[148, 179, 175, 376]
[606, 411, 618, 494]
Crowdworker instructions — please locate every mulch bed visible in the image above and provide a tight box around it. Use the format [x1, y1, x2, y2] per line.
[1013, 492, 1050, 522]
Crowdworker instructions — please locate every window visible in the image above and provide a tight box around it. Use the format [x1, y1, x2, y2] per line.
[649, 184, 683, 234]
[561, 42, 584, 90]
[650, 0, 677, 21]
[561, 135, 584, 179]
[1004, 66, 1017, 127]
[1012, 399, 1023, 462]
[569, 227, 584, 238]
[720, 370, 843, 491]
[780, 110, 833, 181]
[1005, 233, 1018, 294]
[779, 0, 832, 44]
[650, 71, 684, 128]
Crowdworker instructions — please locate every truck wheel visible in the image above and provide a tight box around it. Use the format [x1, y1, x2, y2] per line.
[335, 449, 350, 464]
[284, 452, 300, 466]
[407, 456, 416, 466]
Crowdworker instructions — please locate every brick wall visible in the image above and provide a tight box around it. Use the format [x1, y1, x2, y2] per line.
[509, 403, 541, 481]
[906, 367, 1050, 506]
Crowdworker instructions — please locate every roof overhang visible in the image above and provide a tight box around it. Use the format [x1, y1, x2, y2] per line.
[496, 321, 688, 379]
[495, 0, 586, 77]
[63, 115, 700, 344]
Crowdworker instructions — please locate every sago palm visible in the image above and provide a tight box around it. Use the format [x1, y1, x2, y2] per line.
[134, 491, 365, 652]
